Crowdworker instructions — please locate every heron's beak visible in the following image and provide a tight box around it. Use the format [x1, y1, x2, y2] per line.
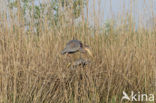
[67, 63, 71, 68]
[84, 47, 93, 57]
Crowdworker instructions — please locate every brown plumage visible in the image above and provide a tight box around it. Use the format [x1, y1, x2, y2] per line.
[68, 58, 90, 69]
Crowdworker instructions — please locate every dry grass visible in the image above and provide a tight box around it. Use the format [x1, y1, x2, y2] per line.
[0, 0, 156, 103]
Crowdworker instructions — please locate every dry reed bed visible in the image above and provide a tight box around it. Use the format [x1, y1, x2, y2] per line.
[0, 25, 155, 103]
[0, 0, 155, 102]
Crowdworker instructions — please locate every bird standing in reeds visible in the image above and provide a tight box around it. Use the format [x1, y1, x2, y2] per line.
[61, 39, 93, 69]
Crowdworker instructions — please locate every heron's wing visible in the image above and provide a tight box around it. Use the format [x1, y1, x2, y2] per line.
[66, 40, 81, 52]
[61, 40, 83, 54]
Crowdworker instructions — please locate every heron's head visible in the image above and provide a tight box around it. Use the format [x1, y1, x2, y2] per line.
[83, 45, 93, 57]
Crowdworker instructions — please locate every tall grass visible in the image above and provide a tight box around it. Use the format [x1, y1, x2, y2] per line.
[0, 0, 155, 103]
